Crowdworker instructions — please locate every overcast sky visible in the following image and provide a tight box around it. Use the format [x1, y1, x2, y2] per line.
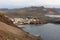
[0, 0, 60, 8]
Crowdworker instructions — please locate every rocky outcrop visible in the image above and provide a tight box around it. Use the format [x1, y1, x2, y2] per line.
[0, 13, 17, 27]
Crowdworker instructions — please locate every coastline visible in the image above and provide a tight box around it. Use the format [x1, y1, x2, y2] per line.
[0, 14, 42, 40]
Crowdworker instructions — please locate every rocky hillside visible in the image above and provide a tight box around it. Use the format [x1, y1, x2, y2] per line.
[0, 13, 42, 40]
[0, 13, 17, 27]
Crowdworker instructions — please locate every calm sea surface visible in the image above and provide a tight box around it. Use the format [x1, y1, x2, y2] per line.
[19, 23, 60, 40]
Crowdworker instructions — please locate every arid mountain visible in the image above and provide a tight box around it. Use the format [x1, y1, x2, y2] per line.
[0, 6, 60, 18]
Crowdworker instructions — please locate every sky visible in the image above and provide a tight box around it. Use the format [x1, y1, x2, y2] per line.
[0, 0, 60, 8]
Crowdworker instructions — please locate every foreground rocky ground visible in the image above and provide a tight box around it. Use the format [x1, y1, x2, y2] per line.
[0, 14, 42, 40]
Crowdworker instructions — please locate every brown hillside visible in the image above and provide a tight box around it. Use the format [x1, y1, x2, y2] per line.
[0, 6, 59, 18]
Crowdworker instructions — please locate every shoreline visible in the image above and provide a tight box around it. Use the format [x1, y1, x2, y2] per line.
[0, 14, 42, 40]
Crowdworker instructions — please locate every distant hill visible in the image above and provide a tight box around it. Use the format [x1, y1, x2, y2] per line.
[0, 6, 60, 18]
[54, 8, 60, 12]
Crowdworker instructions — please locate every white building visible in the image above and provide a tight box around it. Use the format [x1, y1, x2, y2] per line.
[27, 19, 37, 24]
[9, 18, 39, 25]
